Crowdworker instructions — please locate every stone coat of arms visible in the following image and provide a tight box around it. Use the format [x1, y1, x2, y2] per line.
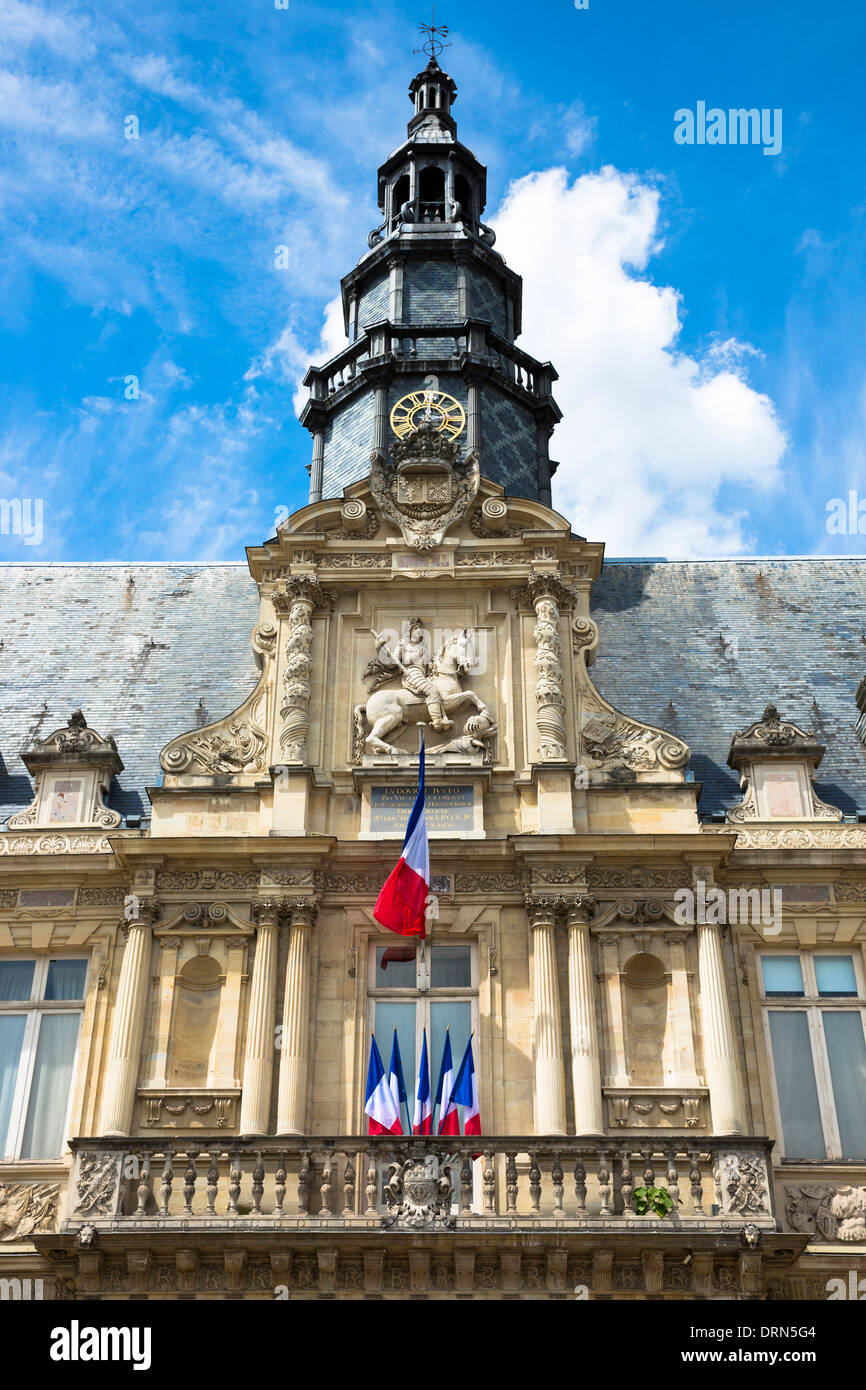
[382, 1152, 455, 1230]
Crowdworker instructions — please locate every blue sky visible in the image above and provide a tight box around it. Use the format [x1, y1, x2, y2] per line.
[1, 0, 865, 559]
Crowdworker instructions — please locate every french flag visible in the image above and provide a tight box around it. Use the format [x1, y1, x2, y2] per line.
[364, 1034, 401, 1135]
[388, 1029, 408, 1136]
[435, 1029, 460, 1136]
[452, 1036, 481, 1136]
[373, 741, 429, 939]
[413, 1029, 432, 1135]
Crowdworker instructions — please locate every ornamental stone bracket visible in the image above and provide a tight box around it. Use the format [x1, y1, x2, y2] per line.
[159, 621, 278, 780]
[8, 710, 124, 831]
[726, 704, 843, 823]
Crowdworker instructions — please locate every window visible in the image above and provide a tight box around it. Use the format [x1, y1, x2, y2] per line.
[0, 957, 87, 1160]
[368, 941, 476, 1131]
[760, 951, 866, 1160]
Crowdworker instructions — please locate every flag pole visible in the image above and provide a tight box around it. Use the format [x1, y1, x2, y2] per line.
[417, 722, 429, 980]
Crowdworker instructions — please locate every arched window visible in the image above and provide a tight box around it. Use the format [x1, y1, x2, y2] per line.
[454, 174, 472, 222]
[392, 172, 410, 224]
[418, 166, 445, 222]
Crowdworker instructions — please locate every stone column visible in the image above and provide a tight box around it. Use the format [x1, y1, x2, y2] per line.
[565, 897, 604, 1135]
[372, 381, 389, 455]
[99, 899, 158, 1136]
[308, 431, 325, 504]
[456, 259, 470, 319]
[239, 901, 282, 1136]
[277, 898, 319, 1135]
[273, 577, 333, 764]
[388, 257, 404, 323]
[697, 921, 747, 1135]
[466, 378, 482, 453]
[536, 422, 552, 509]
[526, 895, 567, 1135]
[515, 574, 576, 763]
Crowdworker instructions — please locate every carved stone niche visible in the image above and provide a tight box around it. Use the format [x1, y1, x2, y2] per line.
[726, 704, 842, 823]
[8, 710, 123, 830]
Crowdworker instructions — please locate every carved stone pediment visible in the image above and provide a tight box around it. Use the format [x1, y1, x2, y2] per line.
[728, 704, 824, 767]
[370, 422, 479, 549]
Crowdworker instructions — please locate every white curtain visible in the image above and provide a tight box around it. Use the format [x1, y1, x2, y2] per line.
[823, 1011, 866, 1158]
[20, 1013, 80, 1160]
[0, 1015, 26, 1156]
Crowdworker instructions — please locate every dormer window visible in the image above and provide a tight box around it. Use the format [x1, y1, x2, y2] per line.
[725, 704, 842, 823]
[6, 709, 123, 831]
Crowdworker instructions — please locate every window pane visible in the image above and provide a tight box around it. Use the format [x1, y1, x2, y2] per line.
[761, 955, 804, 996]
[20, 1013, 81, 1160]
[431, 1001, 471, 1124]
[44, 959, 88, 1001]
[768, 1011, 825, 1159]
[0, 961, 35, 1001]
[815, 956, 858, 998]
[430, 946, 471, 989]
[822, 1012, 866, 1159]
[375, 944, 416, 988]
[374, 1002, 416, 1130]
[0, 1014, 26, 1157]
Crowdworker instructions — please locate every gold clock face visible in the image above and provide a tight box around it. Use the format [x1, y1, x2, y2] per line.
[389, 389, 466, 440]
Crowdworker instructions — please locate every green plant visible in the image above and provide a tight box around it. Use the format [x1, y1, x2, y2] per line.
[632, 1185, 674, 1217]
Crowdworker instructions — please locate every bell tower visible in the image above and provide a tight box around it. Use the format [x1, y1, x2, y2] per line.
[299, 30, 562, 508]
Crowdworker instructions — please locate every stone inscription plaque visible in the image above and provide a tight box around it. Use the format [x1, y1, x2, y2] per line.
[370, 784, 474, 834]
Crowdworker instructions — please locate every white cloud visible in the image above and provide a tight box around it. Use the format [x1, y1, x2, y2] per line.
[491, 166, 787, 556]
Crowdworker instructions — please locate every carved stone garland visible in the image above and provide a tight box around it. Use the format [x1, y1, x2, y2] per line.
[513, 575, 576, 763]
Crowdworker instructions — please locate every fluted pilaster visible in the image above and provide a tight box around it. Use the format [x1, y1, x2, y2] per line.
[99, 901, 158, 1136]
[239, 900, 283, 1136]
[565, 897, 604, 1135]
[697, 922, 747, 1134]
[277, 898, 319, 1135]
[526, 895, 567, 1135]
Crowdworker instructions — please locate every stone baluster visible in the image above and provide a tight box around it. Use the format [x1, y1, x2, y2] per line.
[483, 1156, 495, 1214]
[459, 1152, 473, 1216]
[689, 1150, 705, 1214]
[239, 899, 282, 1136]
[565, 896, 604, 1135]
[529, 1151, 542, 1212]
[299, 1148, 312, 1215]
[342, 1152, 356, 1217]
[251, 1153, 265, 1215]
[365, 1153, 378, 1217]
[99, 898, 158, 1136]
[642, 1150, 656, 1191]
[206, 1151, 220, 1216]
[228, 1151, 242, 1216]
[620, 1148, 634, 1212]
[135, 1154, 151, 1218]
[573, 1155, 587, 1213]
[526, 895, 568, 1135]
[319, 1151, 334, 1217]
[597, 1149, 612, 1216]
[275, 1154, 287, 1216]
[273, 578, 333, 763]
[696, 892, 747, 1133]
[276, 897, 319, 1134]
[183, 1151, 197, 1216]
[551, 1156, 564, 1216]
[160, 1149, 174, 1217]
[667, 1149, 681, 1210]
[505, 1152, 518, 1213]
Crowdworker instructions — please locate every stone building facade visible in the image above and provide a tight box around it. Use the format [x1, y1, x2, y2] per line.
[1, 56, 865, 1303]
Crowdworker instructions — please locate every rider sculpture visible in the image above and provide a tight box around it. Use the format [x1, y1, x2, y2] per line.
[374, 618, 452, 732]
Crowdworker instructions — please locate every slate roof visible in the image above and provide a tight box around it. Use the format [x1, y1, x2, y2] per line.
[1, 558, 865, 825]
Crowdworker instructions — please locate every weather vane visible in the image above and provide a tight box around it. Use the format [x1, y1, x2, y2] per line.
[415, 7, 450, 62]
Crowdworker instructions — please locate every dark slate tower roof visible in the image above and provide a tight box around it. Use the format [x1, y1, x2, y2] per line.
[299, 57, 562, 506]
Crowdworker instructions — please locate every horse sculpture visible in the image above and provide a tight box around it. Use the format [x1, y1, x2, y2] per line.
[354, 628, 496, 757]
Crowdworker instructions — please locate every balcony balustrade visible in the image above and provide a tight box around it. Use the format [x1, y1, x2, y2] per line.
[64, 1135, 776, 1236]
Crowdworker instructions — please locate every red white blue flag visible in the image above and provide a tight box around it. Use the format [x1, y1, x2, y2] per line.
[435, 1029, 459, 1135]
[413, 1028, 432, 1135]
[373, 740, 429, 939]
[364, 1034, 401, 1135]
[451, 1036, 481, 1136]
[388, 1028, 408, 1136]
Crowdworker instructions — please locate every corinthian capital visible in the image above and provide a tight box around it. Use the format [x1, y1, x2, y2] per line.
[272, 576, 335, 613]
[511, 573, 577, 613]
[524, 894, 568, 928]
